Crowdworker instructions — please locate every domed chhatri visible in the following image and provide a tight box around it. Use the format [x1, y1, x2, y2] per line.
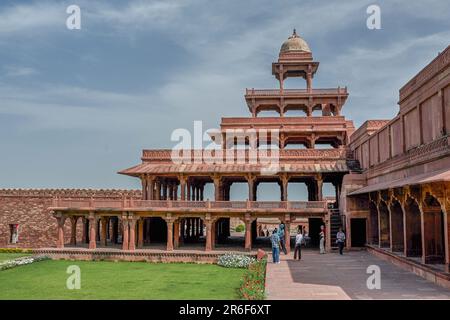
[280, 29, 311, 53]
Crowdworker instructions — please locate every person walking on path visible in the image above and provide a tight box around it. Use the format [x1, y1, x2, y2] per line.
[278, 223, 287, 254]
[336, 227, 346, 255]
[319, 225, 326, 254]
[270, 228, 281, 264]
[294, 229, 303, 260]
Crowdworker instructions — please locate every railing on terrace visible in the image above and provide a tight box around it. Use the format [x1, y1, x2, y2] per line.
[141, 148, 348, 162]
[51, 199, 328, 211]
[245, 88, 348, 96]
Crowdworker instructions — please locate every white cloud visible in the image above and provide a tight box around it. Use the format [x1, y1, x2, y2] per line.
[3, 65, 38, 77]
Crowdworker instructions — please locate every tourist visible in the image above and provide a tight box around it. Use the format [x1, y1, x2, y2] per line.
[336, 227, 346, 255]
[294, 229, 303, 260]
[319, 225, 326, 254]
[278, 223, 287, 254]
[270, 228, 281, 264]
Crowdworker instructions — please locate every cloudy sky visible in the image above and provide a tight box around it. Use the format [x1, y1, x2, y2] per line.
[0, 0, 449, 194]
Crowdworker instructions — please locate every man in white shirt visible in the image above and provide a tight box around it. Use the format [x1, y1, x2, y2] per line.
[294, 230, 303, 260]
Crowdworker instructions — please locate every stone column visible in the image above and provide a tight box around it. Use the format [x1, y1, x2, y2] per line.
[166, 220, 174, 251]
[280, 174, 288, 201]
[122, 215, 129, 250]
[174, 220, 180, 248]
[100, 217, 107, 246]
[70, 216, 77, 246]
[56, 215, 66, 249]
[213, 176, 222, 201]
[284, 219, 291, 254]
[141, 177, 148, 200]
[187, 180, 191, 201]
[128, 216, 137, 251]
[88, 213, 97, 250]
[155, 180, 161, 200]
[244, 216, 252, 251]
[138, 218, 144, 248]
[316, 175, 323, 201]
[180, 176, 186, 200]
[147, 176, 155, 200]
[205, 217, 212, 251]
[81, 217, 88, 243]
[247, 175, 256, 201]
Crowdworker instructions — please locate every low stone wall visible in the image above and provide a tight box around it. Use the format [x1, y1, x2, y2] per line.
[0, 189, 141, 248]
[367, 245, 450, 290]
[33, 248, 257, 264]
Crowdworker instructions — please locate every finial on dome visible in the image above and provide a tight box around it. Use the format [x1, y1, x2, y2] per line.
[293, 28, 297, 37]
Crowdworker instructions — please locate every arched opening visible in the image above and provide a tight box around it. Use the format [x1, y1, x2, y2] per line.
[379, 201, 390, 248]
[287, 182, 308, 201]
[369, 201, 379, 245]
[256, 181, 282, 201]
[284, 104, 308, 117]
[423, 194, 445, 264]
[311, 105, 322, 117]
[404, 197, 422, 257]
[255, 105, 280, 117]
[390, 200, 404, 252]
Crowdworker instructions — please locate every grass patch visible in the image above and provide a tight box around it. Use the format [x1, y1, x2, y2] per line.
[0, 253, 32, 263]
[0, 260, 246, 300]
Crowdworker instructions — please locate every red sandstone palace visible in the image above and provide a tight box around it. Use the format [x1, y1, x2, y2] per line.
[1, 32, 449, 272]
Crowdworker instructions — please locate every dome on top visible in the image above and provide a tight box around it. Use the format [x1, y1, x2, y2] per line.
[280, 29, 311, 53]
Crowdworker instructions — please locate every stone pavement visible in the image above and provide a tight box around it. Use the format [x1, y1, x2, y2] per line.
[265, 250, 450, 300]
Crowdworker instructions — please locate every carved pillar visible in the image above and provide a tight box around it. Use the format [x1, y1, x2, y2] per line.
[88, 213, 97, 250]
[180, 176, 186, 200]
[128, 216, 137, 251]
[205, 218, 212, 251]
[138, 218, 144, 248]
[247, 174, 256, 201]
[100, 217, 108, 246]
[213, 175, 222, 201]
[174, 220, 180, 248]
[122, 215, 129, 250]
[244, 215, 252, 251]
[141, 176, 148, 200]
[81, 217, 88, 243]
[166, 219, 174, 251]
[280, 174, 289, 201]
[70, 216, 77, 246]
[56, 214, 66, 249]
[155, 180, 161, 200]
[316, 174, 323, 201]
[284, 219, 291, 254]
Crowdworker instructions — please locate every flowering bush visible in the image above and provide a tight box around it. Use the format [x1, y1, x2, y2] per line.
[217, 253, 256, 269]
[239, 259, 267, 300]
[0, 256, 50, 271]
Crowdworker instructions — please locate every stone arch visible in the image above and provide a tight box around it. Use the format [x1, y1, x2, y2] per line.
[390, 200, 404, 252]
[404, 196, 423, 257]
[283, 104, 309, 117]
[255, 104, 281, 117]
[378, 200, 391, 248]
[369, 201, 379, 245]
[422, 193, 445, 264]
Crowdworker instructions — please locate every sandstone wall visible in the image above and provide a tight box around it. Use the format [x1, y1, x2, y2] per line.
[0, 189, 141, 248]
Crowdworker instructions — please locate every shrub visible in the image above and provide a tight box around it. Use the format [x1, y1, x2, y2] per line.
[239, 259, 267, 300]
[0, 248, 33, 254]
[217, 253, 256, 269]
[235, 224, 245, 233]
[0, 256, 50, 271]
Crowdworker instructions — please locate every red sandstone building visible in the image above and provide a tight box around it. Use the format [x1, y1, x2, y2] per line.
[1, 32, 449, 273]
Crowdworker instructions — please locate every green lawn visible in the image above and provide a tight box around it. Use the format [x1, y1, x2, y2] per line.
[0, 252, 32, 262]
[0, 259, 246, 299]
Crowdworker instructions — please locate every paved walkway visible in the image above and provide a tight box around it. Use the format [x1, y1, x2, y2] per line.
[265, 250, 450, 300]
